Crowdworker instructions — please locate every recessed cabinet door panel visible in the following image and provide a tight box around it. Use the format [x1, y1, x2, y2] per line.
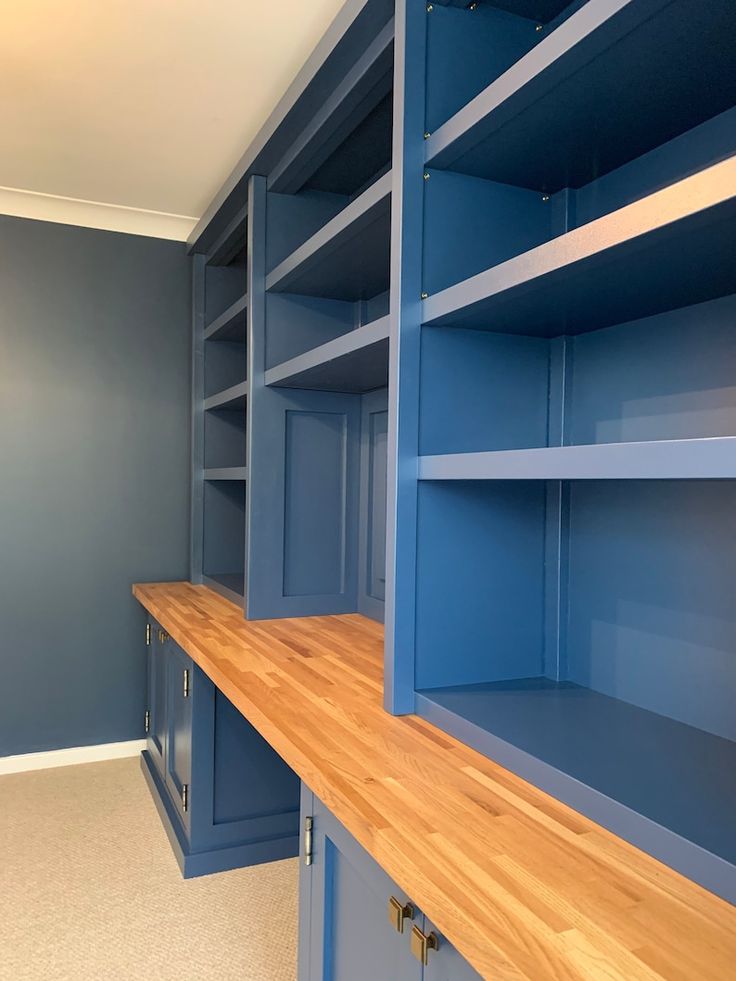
[146, 622, 166, 776]
[164, 642, 193, 833]
[304, 795, 421, 981]
[358, 387, 388, 621]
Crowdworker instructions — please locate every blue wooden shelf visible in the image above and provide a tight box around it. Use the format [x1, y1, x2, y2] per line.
[422, 157, 736, 335]
[203, 381, 248, 412]
[203, 467, 248, 481]
[486, 1, 570, 19]
[204, 294, 247, 342]
[418, 437, 736, 482]
[416, 679, 736, 899]
[265, 171, 391, 300]
[264, 317, 389, 393]
[202, 573, 245, 605]
[425, 0, 736, 190]
[438, 0, 568, 17]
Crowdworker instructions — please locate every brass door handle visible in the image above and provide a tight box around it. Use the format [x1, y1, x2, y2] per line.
[387, 896, 414, 934]
[410, 925, 439, 965]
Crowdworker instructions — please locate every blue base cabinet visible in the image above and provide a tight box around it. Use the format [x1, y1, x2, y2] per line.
[141, 614, 300, 877]
[298, 785, 480, 981]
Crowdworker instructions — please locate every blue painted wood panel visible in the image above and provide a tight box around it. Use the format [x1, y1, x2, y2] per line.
[567, 294, 736, 446]
[299, 788, 480, 979]
[142, 631, 299, 877]
[164, 642, 193, 834]
[212, 689, 300, 827]
[419, 327, 550, 455]
[422, 169, 556, 297]
[283, 408, 351, 598]
[425, 3, 539, 135]
[426, 0, 736, 192]
[248, 388, 361, 618]
[566, 479, 736, 741]
[415, 481, 546, 690]
[202, 480, 246, 589]
[147, 622, 167, 778]
[358, 388, 388, 621]
[301, 791, 422, 981]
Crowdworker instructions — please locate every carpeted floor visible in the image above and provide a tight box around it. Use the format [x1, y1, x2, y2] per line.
[0, 757, 298, 981]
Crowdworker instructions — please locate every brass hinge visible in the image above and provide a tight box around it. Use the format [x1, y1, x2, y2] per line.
[181, 784, 189, 813]
[304, 815, 313, 867]
[144, 710, 150, 734]
[183, 668, 190, 698]
[145, 623, 151, 647]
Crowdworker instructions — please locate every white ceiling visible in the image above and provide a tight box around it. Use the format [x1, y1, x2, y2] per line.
[0, 0, 347, 236]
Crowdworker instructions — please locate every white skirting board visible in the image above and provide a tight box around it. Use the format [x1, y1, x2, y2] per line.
[0, 739, 146, 776]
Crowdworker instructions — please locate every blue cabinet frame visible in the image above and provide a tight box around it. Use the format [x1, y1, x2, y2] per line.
[298, 785, 480, 981]
[141, 616, 300, 877]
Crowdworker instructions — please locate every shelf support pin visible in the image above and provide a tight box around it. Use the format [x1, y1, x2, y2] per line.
[535, 23, 544, 32]
[427, 3, 433, 12]
[542, 194, 550, 202]
[421, 292, 429, 300]
[468, 2, 478, 9]
[424, 172, 430, 181]
[424, 132, 431, 140]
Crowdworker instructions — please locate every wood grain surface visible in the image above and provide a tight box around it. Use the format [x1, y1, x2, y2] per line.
[133, 582, 736, 980]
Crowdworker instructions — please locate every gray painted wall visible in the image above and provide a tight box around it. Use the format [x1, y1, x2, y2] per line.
[0, 215, 191, 755]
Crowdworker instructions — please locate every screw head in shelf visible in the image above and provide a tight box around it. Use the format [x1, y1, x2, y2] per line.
[421, 292, 429, 300]
[535, 23, 544, 32]
[542, 194, 550, 202]
[427, 3, 433, 11]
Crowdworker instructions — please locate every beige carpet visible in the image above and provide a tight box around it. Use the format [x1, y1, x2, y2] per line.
[0, 757, 298, 981]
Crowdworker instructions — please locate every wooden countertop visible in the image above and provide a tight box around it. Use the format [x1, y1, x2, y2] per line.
[133, 582, 736, 980]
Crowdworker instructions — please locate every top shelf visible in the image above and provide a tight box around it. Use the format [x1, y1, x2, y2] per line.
[266, 172, 392, 301]
[425, 0, 736, 190]
[422, 156, 736, 336]
[207, 206, 247, 267]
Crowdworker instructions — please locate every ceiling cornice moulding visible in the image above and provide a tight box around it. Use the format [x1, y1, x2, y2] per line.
[0, 185, 197, 241]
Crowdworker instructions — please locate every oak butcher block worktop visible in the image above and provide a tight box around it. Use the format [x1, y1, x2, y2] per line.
[133, 582, 736, 980]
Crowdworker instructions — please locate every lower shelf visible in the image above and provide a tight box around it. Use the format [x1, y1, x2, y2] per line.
[202, 573, 245, 606]
[416, 679, 736, 903]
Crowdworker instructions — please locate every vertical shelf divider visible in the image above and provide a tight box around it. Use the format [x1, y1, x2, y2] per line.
[245, 175, 267, 619]
[190, 253, 206, 585]
[384, 0, 429, 713]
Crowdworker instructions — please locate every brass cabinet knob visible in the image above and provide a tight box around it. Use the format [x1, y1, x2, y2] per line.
[410, 925, 439, 965]
[387, 896, 414, 934]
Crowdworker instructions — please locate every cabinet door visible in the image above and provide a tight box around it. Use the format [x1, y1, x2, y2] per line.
[300, 793, 421, 981]
[146, 623, 167, 776]
[358, 388, 388, 621]
[421, 917, 482, 981]
[164, 641, 193, 833]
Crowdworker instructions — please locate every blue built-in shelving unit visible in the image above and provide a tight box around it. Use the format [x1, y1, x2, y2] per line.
[191, 0, 395, 623]
[186, 0, 736, 908]
[191, 208, 249, 608]
[386, 0, 736, 903]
